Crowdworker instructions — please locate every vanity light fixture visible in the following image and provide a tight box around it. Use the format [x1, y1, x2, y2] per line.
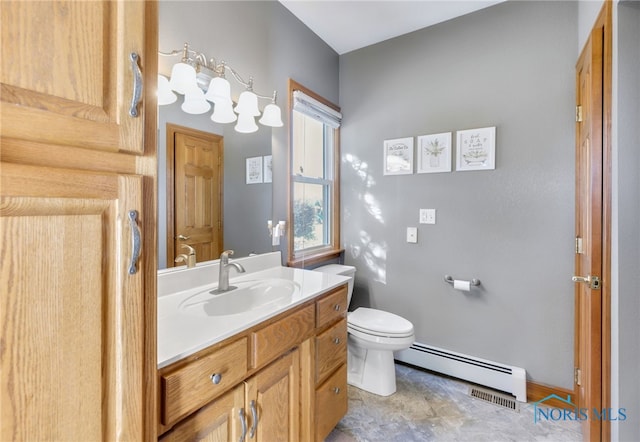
[158, 42, 283, 133]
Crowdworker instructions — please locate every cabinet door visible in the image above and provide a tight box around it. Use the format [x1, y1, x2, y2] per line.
[0, 0, 145, 154]
[161, 385, 245, 442]
[0, 163, 145, 441]
[245, 350, 300, 442]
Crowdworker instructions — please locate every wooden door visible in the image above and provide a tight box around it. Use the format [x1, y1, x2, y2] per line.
[574, 13, 607, 442]
[161, 385, 244, 442]
[0, 1, 145, 154]
[171, 128, 223, 265]
[245, 350, 300, 442]
[0, 163, 145, 441]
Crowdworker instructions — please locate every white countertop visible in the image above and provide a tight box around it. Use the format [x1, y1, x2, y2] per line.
[157, 265, 349, 369]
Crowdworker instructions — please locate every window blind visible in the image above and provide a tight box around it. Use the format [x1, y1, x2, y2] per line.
[292, 90, 342, 129]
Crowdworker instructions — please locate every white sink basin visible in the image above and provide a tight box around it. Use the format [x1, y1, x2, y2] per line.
[178, 278, 300, 317]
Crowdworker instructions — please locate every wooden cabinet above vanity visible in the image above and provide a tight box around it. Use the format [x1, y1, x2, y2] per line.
[158, 283, 348, 442]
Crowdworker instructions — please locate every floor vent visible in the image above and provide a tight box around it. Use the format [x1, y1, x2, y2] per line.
[469, 386, 520, 412]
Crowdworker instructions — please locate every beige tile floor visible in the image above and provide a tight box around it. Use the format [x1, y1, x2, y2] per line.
[326, 363, 582, 442]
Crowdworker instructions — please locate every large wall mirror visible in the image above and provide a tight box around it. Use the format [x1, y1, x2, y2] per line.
[157, 105, 274, 269]
[156, 1, 340, 269]
[157, 2, 276, 269]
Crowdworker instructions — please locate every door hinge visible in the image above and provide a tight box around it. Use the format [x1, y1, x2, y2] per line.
[575, 367, 582, 386]
[576, 105, 583, 122]
[575, 236, 583, 254]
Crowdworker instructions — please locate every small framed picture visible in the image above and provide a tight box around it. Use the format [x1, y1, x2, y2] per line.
[417, 132, 452, 174]
[383, 137, 414, 175]
[246, 156, 263, 184]
[263, 155, 273, 183]
[456, 126, 496, 171]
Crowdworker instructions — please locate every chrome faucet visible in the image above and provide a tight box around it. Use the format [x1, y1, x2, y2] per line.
[216, 250, 246, 292]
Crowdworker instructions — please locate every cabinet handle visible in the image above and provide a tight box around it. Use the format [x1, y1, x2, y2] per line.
[210, 373, 222, 384]
[249, 400, 258, 438]
[128, 52, 143, 117]
[239, 408, 247, 442]
[333, 387, 341, 395]
[334, 304, 341, 311]
[127, 210, 141, 275]
[333, 337, 341, 345]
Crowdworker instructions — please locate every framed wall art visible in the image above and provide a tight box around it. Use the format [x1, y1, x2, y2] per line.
[456, 126, 496, 171]
[417, 132, 452, 174]
[246, 156, 263, 184]
[263, 155, 273, 183]
[383, 137, 414, 175]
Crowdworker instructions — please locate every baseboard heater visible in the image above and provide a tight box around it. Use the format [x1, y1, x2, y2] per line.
[395, 342, 527, 402]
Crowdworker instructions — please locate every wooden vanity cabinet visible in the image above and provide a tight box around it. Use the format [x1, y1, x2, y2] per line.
[162, 350, 299, 442]
[160, 384, 245, 442]
[311, 286, 349, 442]
[1, 2, 158, 440]
[158, 284, 348, 441]
[244, 349, 300, 441]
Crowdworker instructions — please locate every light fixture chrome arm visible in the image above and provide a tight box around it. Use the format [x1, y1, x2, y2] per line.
[159, 42, 276, 101]
[158, 42, 283, 131]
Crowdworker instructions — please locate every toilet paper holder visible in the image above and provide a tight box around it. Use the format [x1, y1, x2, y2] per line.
[444, 275, 481, 287]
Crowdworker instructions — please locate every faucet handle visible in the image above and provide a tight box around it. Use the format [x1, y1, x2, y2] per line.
[221, 250, 234, 258]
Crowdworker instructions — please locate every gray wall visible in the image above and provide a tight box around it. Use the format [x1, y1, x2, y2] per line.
[339, 1, 577, 387]
[157, 1, 338, 267]
[614, 1, 640, 438]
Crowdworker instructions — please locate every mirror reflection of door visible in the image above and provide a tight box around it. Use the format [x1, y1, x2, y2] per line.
[167, 124, 223, 266]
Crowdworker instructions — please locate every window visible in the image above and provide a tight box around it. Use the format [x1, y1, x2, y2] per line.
[288, 79, 342, 266]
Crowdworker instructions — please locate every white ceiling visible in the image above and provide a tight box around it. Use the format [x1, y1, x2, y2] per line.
[278, 1, 505, 55]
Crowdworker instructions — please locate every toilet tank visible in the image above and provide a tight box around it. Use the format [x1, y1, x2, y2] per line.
[313, 264, 356, 305]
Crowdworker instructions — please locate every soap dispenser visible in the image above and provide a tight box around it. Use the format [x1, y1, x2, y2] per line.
[174, 244, 197, 268]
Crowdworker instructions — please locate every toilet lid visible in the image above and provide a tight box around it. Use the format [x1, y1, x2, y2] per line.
[348, 307, 414, 338]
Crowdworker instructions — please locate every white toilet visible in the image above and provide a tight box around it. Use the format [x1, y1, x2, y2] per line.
[314, 264, 415, 396]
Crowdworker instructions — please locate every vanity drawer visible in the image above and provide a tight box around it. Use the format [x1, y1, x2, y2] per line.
[161, 337, 248, 426]
[252, 304, 314, 368]
[315, 318, 347, 384]
[315, 363, 348, 442]
[316, 285, 347, 329]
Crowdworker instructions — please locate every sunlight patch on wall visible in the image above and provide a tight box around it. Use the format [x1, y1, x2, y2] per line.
[349, 230, 387, 284]
[343, 153, 387, 283]
[344, 153, 383, 224]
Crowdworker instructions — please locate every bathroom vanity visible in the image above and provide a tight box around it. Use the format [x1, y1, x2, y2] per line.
[157, 253, 349, 441]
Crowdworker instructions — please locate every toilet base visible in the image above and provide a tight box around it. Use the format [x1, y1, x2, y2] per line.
[347, 339, 397, 396]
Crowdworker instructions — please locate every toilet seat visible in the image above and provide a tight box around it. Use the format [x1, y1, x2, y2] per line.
[348, 307, 414, 338]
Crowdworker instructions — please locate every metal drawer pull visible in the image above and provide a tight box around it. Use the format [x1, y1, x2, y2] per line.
[127, 210, 141, 275]
[239, 408, 247, 442]
[334, 304, 341, 311]
[249, 400, 258, 438]
[210, 373, 222, 384]
[129, 52, 143, 117]
[333, 387, 341, 394]
[333, 337, 341, 345]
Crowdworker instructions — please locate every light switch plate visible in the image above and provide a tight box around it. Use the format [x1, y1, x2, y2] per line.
[406, 227, 418, 243]
[420, 209, 436, 224]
